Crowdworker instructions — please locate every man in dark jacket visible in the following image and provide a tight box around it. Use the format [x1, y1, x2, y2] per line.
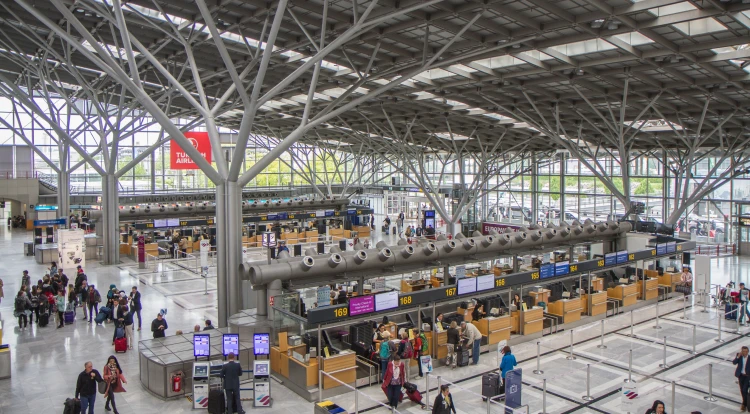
[203, 319, 215, 331]
[733, 346, 750, 411]
[151, 313, 168, 338]
[75, 361, 104, 414]
[130, 286, 142, 331]
[221, 352, 244, 414]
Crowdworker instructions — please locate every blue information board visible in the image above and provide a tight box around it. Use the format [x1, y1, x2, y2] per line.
[555, 261, 570, 276]
[616, 250, 629, 264]
[657, 244, 666, 255]
[540, 263, 555, 279]
[505, 368, 523, 413]
[666, 242, 676, 253]
[604, 253, 617, 266]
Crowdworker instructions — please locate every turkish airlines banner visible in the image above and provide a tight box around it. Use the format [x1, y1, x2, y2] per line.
[170, 131, 212, 169]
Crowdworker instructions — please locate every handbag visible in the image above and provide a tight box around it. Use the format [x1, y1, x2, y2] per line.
[98, 380, 107, 394]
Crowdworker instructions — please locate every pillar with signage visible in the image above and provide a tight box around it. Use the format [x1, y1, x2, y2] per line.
[504, 368, 523, 413]
[200, 239, 210, 295]
[262, 232, 276, 264]
[137, 235, 146, 269]
[57, 228, 86, 269]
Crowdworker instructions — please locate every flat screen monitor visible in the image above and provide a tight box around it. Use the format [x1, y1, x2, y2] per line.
[657, 243, 666, 255]
[666, 241, 676, 253]
[425, 218, 435, 228]
[374, 291, 399, 312]
[457, 277, 477, 295]
[555, 261, 569, 276]
[616, 250, 628, 264]
[193, 334, 210, 357]
[324, 210, 334, 217]
[253, 333, 270, 356]
[348, 295, 375, 316]
[604, 252, 617, 267]
[222, 334, 239, 357]
[476, 275, 494, 291]
[153, 219, 167, 228]
[167, 218, 179, 227]
[540, 263, 555, 279]
[254, 361, 270, 376]
[424, 210, 435, 218]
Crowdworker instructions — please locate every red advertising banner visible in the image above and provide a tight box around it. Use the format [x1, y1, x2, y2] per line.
[137, 235, 145, 263]
[481, 222, 521, 235]
[170, 131, 212, 169]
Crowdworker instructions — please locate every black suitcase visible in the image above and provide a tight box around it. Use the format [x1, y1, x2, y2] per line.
[481, 372, 503, 401]
[207, 389, 226, 414]
[456, 349, 470, 367]
[63, 397, 81, 414]
[726, 303, 739, 320]
[39, 313, 49, 327]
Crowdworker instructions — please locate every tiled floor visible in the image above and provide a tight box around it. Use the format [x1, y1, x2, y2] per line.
[1, 224, 748, 414]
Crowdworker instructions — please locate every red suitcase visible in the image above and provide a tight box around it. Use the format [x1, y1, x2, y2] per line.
[114, 337, 127, 353]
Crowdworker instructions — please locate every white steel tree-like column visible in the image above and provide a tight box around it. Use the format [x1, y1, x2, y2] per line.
[14, 0, 464, 325]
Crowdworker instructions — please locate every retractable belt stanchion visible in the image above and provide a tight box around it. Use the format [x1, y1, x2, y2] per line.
[702, 290, 709, 313]
[659, 336, 670, 369]
[671, 381, 676, 414]
[566, 330, 576, 360]
[624, 349, 635, 383]
[737, 303, 743, 335]
[425, 373, 430, 409]
[704, 363, 718, 402]
[681, 294, 688, 320]
[653, 298, 662, 329]
[534, 342, 544, 375]
[716, 312, 725, 343]
[582, 364, 594, 401]
[629, 310, 635, 337]
[691, 325, 697, 355]
[597, 320, 607, 349]
[542, 378, 548, 414]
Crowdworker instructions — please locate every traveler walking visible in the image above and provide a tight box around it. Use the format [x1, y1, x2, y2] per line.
[14, 290, 31, 329]
[103, 355, 127, 414]
[87, 285, 101, 324]
[733, 346, 750, 411]
[220, 352, 244, 414]
[499, 346, 517, 380]
[80, 280, 89, 320]
[382, 354, 406, 409]
[431, 385, 456, 414]
[75, 361, 104, 414]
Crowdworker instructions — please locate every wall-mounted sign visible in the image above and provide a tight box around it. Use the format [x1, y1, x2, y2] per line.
[34, 205, 58, 211]
[739, 217, 750, 227]
[170, 131, 212, 169]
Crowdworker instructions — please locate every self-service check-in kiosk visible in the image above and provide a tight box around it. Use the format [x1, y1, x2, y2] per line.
[253, 360, 272, 407]
[192, 362, 210, 409]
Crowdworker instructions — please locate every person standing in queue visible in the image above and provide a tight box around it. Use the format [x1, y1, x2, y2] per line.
[129, 286, 142, 331]
[87, 285, 101, 324]
[382, 354, 405, 409]
[151, 312, 168, 338]
[378, 331, 392, 381]
[431, 385, 456, 414]
[500, 346, 517, 380]
[221, 352, 244, 414]
[644, 400, 667, 414]
[446, 321, 460, 369]
[75, 361, 104, 414]
[734, 346, 750, 411]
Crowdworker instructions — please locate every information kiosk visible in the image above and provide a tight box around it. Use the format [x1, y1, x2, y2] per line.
[253, 360, 272, 407]
[192, 362, 210, 409]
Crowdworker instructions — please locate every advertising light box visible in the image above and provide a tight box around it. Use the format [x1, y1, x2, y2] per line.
[457, 277, 477, 295]
[375, 291, 399, 312]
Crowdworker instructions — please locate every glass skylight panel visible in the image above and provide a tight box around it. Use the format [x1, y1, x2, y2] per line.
[612, 32, 655, 46]
[673, 18, 728, 36]
[548, 39, 616, 57]
[472, 55, 525, 69]
[625, 119, 683, 131]
[642, 1, 696, 17]
[435, 132, 471, 140]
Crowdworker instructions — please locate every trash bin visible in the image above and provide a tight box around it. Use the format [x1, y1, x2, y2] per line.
[24, 242, 34, 256]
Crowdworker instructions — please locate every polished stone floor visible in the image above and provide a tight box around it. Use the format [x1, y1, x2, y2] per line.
[0, 224, 748, 414]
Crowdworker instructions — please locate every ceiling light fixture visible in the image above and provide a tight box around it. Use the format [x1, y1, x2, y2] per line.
[576, 68, 584, 75]
[608, 21, 619, 30]
[591, 19, 604, 29]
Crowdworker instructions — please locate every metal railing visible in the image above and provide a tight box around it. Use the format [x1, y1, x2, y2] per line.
[695, 243, 736, 256]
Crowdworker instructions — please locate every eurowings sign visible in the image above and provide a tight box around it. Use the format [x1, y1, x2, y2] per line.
[170, 132, 211, 169]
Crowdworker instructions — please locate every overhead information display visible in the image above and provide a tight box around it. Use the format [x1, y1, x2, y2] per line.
[375, 291, 399, 312]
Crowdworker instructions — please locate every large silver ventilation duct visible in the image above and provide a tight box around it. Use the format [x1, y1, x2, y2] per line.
[241, 221, 633, 287]
[89, 197, 351, 221]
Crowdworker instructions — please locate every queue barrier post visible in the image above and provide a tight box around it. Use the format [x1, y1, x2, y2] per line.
[425, 372, 430, 409]
[671, 381, 676, 413]
[582, 364, 594, 401]
[653, 298, 662, 329]
[716, 312, 725, 343]
[704, 363, 718, 402]
[629, 310, 634, 337]
[355, 385, 359, 413]
[691, 325, 697, 355]
[486, 392, 491, 414]
[533, 341, 544, 375]
[566, 330, 576, 360]
[659, 336, 670, 369]
[624, 349, 635, 383]
[542, 378, 548, 414]
[681, 294, 687, 320]
[702, 290, 709, 313]
[597, 320, 607, 349]
[738, 303, 743, 335]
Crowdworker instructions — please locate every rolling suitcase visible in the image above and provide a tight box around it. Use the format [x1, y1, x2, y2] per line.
[114, 337, 127, 353]
[481, 372, 503, 401]
[95, 310, 108, 325]
[726, 303, 739, 320]
[63, 397, 81, 414]
[207, 389, 226, 414]
[38, 312, 49, 327]
[64, 310, 75, 324]
[456, 348, 470, 367]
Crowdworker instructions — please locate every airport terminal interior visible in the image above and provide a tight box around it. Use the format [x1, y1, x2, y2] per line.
[3, 0, 750, 413]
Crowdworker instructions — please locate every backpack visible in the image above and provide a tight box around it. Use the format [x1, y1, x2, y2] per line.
[419, 333, 429, 353]
[402, 340, 414, 359]
[379, 341, 392, 360]
[15, 296, 26, 312]
[30, 294, 39, 308]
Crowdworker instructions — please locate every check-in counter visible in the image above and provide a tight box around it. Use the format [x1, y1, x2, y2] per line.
[510, 311, 520, 334]
[401, 280, 428, 293]
[658, 272, 682, 292]
[637, 278, 659, 300]
[583, 291, 608, 316]
[472, 315, 510, 344]
[529, 289, 550, 306]
[607, 284, 638, 307]
[547, 298, 583, 324]
[353, 225, 371, 237]
[434, 330, 447, 359]
[320, 351, 356, 390]
[458, 305, 475, 323]
[35, 244, 58, 264]
[519, 307, 544, 335]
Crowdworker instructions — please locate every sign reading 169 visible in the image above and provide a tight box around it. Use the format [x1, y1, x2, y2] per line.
[333, 308, 348, 318]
